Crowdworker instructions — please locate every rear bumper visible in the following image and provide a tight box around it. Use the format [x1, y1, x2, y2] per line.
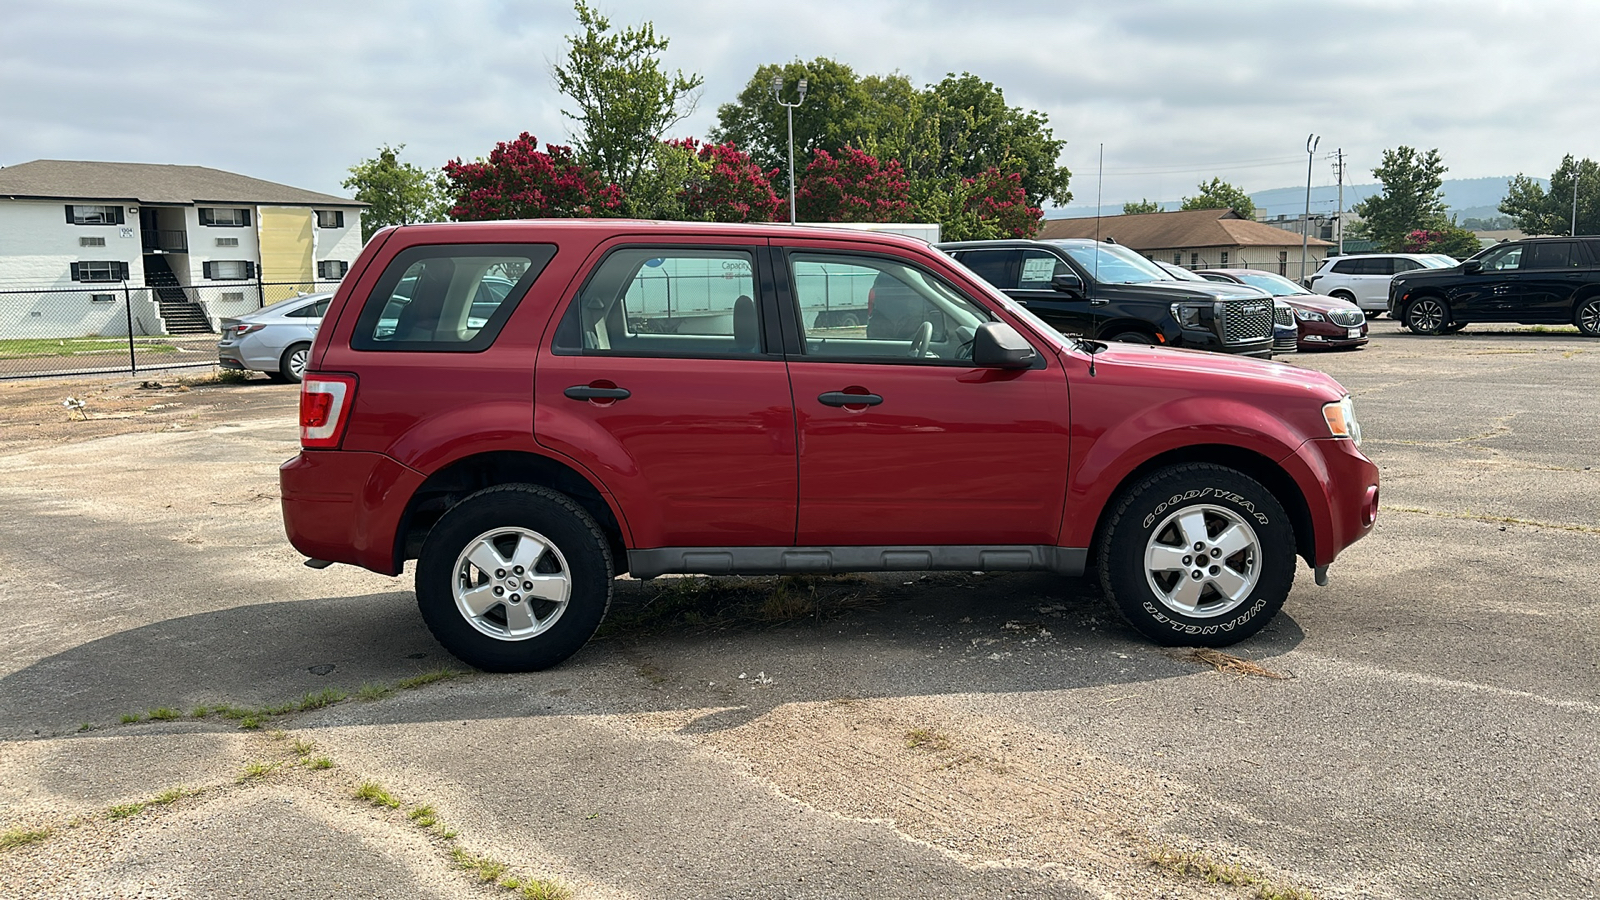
[279, 450, 425, 575]
[1282, 437, 1380, 567]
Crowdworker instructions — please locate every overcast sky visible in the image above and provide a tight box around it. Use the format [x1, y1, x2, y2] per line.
[3, 0, 1595, 211]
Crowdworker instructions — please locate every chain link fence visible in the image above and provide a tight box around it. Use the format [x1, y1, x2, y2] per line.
[0, 280, 343, 379]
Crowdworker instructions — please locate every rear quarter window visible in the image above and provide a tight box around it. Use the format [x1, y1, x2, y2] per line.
[350, 244, 556, 352]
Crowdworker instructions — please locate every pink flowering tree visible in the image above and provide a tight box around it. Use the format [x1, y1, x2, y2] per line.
[792, 147, 914, 223]
[673, 139, 782, 222]
[443, 132, 623, 220]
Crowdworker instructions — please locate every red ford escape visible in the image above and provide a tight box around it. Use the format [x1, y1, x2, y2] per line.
[281, 221, 1378, 671]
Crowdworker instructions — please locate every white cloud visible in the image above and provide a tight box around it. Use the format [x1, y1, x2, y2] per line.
[3, 0, 1596, 205]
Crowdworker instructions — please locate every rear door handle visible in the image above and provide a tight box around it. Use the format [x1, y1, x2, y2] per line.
[565, 385, 631, 401]
[818, 391, 883, 407]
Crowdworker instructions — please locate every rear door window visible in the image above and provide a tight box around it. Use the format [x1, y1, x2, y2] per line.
[1526, 242, 1580, 269]
[352, 244, 555, 352]
[957, 250, 1021, 289]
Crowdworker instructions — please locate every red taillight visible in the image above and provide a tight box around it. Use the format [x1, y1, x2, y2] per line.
[235, 323, 265, 336]
[299, 374, 356, 449]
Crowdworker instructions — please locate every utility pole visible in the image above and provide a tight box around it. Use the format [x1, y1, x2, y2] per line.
[1302, 134, 1320, 283]
[1574, 169, 1582, 237]
[772, 76, 808, 225]
[1333, 148, 1345, 255]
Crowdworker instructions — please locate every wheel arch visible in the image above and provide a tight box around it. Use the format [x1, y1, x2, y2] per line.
[1088, 444, 1316, 569]
[395, 450, 630, 574]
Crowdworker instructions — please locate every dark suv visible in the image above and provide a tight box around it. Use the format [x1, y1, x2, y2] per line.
[1389, 237, 1600, 336]
[281, 220, 1377, 671]
[937, 239, 1275, 357]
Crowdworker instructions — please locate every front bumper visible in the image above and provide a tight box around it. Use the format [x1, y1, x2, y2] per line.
[1282, 436, 1380, 567]
[1298, 320, 1369, 350]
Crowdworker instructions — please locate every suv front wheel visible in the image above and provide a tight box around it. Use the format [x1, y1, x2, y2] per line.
[1405, 297, 1451, 335]
[1577, 297, 1600, 337]
[1098, 464, 1295, 646]
[416, 484, 614, 671]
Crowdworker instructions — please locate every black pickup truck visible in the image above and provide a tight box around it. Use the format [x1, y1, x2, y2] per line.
[938, 238, 1275, 357]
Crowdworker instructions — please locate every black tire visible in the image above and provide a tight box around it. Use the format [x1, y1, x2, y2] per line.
[1576, 297, 1600, 337]
[839, 313, 860, 328]
[1097, 463, 1295, 646]
[1405, 296, 1450, 335]
[1107, 330, 1156, 345]
[279, 343, 311, 384]
[415, 484, 614, 672]
[1330, 291, 1357, 305]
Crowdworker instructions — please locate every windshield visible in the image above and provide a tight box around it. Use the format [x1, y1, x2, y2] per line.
[1421, 254, 1459, 268]
[1231, 271, 1312, 295]
[1053, 242, 1170, 284]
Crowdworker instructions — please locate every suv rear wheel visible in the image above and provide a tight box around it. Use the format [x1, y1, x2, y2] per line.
[1098, 464, 1295, 646]
[1405, 297, 1450, 335]
[1577, 297, 1600, 337]
[416, 484, 613, 671]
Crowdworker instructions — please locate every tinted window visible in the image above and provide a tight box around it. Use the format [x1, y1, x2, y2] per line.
[1392, 259, 1421, 273]
[790, 253, 993, 362]
[284, 298, 330, 318]
[1526, 242, 1580, 269]
[1480, 244, 1524, 272]
[959, 250, 1020, 288]
[1331, 258, 1367, 275]
[352, 244, 554, 352]
[554, 248, 764, 357]
[1018, 250, 1073, 288]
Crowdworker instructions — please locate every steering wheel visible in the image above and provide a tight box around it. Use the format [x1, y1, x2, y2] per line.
[908, 321, 933, 359]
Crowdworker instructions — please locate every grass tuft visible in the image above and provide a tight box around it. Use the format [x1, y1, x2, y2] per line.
[151, 788, 186, 805]
[296, 687, 348, 711]
[1148, 844, 1320, 900]
[395, 669, 458, 691]
[238, 715, 261, 730]
[509, 876, 573, 900]
[357, 682, 393, 702]
[1183, 648, 1289, 680]
[905, 727, 952, 752]
[190, 706, 210, 719]
[0, 827, 52, 851]
[119, 713, 143, 724]
[451, 847, 507, 883]
[236, 760, 280, 783]
[291, 738, 316, 758]
[147, 707, 181, 721]
[106, 801, 146, 820]
[77, 722, 95, 732]
[408, 804, 439, 828]
[354, 780, 401, 809]
[308, 756, 335, 770]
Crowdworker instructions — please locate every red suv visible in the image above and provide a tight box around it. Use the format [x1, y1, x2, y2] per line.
[281, 221, 1378, 671]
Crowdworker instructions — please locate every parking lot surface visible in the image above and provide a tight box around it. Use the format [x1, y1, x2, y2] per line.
[1, 321, 1596, 899]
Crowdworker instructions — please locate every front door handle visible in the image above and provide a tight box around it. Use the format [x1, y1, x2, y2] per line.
[564, 385, 631, 401]
[818, 391, 883, 407]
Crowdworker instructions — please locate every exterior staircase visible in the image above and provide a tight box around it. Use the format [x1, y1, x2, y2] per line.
[144, 257, 214, 335]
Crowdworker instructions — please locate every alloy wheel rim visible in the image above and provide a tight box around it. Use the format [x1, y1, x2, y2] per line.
[289, 348, 309, 379]
[1412, 300, 1443, 332]
[1582, 301, 1600, 334]
[452, 526, 572, 641]
[1143, 504, 1261, 618]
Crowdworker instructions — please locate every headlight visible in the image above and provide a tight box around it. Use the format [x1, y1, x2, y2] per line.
[1323, 396, 1362, 444]
[1170, 303, 1207, 328]
[1295, 309, 1326, 322]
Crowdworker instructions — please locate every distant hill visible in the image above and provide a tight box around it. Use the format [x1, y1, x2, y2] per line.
[1047, 176, 1546, 221]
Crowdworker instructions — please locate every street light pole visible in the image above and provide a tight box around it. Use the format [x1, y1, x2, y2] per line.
[1574, 169, 1582, 237]
[772, 76, 808, 225]
[1302, 133, 1320, 283]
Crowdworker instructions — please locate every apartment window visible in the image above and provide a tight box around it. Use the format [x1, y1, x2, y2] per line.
[1278, 250, 1289, 276]
[316, 209, 346, 229]
[66, 204, 124, 225]
[1190, 252, 1200, 267]
[203, 260, 254, 280]
[79, 236, 107, 247]
[1220, 251, 1229, 266]
[90, 293, 116, 303]
[215, 237, 239, 247]
[317, 259, 349, 280]
[71, 261, 129, 282]
[1173, 253, 1182, 265]
[199, 207, 251, 227]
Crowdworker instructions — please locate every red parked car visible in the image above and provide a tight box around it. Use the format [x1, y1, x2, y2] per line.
[280, 221, 1378, 671]
[1197, 269, 1368, 350]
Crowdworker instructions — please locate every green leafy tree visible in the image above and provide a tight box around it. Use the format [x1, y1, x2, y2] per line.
[1122, 199, 1161, 215]
[1499, 155, 1600, 236]
[341, 144, 448, 242]
[909, 73, 1071, 209]
[711, 59, 918, 200]
[1180, 178, 1256, 219]
[551, 1, 703, 213]
[1351, 147, 1452, 251]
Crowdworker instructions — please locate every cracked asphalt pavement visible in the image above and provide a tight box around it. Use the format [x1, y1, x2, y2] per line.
[1, 322, 1596, 899]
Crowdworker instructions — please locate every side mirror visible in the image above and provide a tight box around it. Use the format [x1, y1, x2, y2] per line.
[972, 321, 1037, 369]
[1462, 260, 1482, 274]
[1051, 272, 1083, 295]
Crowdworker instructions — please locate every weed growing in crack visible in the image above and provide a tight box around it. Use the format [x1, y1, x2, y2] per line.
[1148, 844, 1319, 900]
[0, 827, 52, 851]
[354, 781, 400, 809]
[905, 727, 952, 752]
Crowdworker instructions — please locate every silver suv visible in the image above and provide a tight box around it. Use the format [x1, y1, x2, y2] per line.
[1306, 253, 1458, 314]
